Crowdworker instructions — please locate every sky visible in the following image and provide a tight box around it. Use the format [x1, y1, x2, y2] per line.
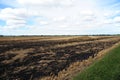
[0, 0, 120, 35]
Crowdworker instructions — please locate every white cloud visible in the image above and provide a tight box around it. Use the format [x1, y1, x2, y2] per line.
[17, 0, 74, 7]
[0, 0, 120, 35]
[113, 16, 120, 23]
[6, 19, 26, 26]
[103, 19, 113, 24]
[0, 8, 28, 20]
[113, 16, 120, 27]
[53, 16, 66, 21]
[39, 21, 48, 25]
[0, 8, 27, 29]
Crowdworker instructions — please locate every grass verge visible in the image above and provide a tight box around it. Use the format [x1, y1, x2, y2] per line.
[73, 44, 120, 80]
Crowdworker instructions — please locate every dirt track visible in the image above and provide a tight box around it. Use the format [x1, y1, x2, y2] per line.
[0, 36, 120, 80]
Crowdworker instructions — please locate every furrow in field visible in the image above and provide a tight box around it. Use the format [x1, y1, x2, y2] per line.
[0, 37, 117, 54]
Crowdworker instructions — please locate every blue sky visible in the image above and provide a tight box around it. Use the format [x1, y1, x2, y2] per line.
[0, 0, 120, 35]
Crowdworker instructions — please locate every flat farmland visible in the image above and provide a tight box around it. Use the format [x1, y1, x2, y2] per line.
[0, 36, 120, 80]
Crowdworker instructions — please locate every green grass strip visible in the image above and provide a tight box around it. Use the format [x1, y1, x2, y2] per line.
[73, 44, 120, 80]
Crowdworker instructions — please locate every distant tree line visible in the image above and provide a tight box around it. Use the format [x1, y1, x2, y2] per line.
[0, 34, 120, 37]
[0, 35, 4, 37]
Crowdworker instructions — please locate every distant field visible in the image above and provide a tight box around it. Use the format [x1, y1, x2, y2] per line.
[73, 43, 120, 80]
[0, 36, 120, 80]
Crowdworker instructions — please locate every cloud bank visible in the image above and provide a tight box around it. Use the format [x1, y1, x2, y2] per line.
[0, 0, 120, 35]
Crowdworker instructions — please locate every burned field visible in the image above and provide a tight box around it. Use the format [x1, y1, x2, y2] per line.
[0, 36, 120, 80]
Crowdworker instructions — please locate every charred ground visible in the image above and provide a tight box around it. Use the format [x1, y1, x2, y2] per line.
[0, 36, 120, 80]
